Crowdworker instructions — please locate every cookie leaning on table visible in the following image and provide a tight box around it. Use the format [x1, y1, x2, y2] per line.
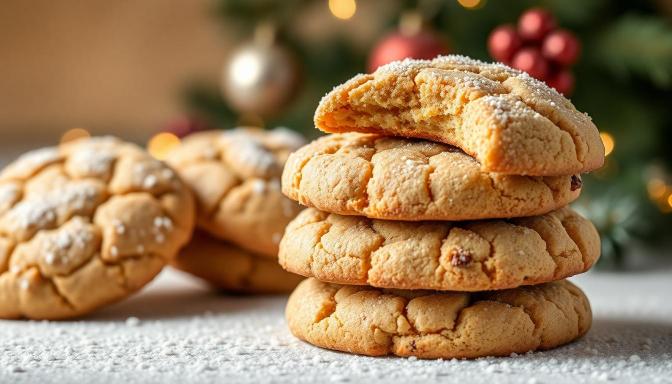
[282, 133, 583, 221]
[0, 137, 195, 320]
[173, 231, 302, 294]
[315, 55, 604, 176]
[280, 207, 600, 291]
[167, 128, 305, 258]
[286, 278, 591, 359]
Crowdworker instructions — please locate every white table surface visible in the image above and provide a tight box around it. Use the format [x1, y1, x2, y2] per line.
[1, 267, 671, 384]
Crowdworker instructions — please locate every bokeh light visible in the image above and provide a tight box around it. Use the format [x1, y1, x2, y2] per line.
[457, 0, 483, 9]
[329, 0, 356, 20]
[60, 128, 90, 144]
[600, 132, 615, 156]
[148, 132, 180, 160]
[647, 178, 667, 200]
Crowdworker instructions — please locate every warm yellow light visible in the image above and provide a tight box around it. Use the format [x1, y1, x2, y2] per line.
[457, 0, 482, 9]
[600, 132, 615, 156]
[147, 132, 180, 160]
[60, 128, 90, 144]
[648, 178, 667, 200]
[667, 193, 672, 208]
[329, 0, 356, 20]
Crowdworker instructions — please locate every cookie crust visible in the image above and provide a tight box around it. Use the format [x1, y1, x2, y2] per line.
[286, 278, 591, 358]
[280, 207, 599, 291]
[315, 55, 604, 176]
[282, 133, 582, 221]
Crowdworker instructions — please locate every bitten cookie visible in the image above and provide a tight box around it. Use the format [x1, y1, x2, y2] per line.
[286, 278, 591, 359]
[280, 207, 599, 291]
[167, 128, 305, 258]
[0, 137, 195, 319]
[173, 231, 302, 294]
[315, 55, 604, 176]
[282, 133, 582, 221]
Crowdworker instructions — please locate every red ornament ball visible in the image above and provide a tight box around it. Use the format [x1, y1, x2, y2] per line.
[542, 29, 581, 66]
[518, 8, 556, 42]
[368, 30, 449, 72]
[511, 48, 550, 80]
[488, 25, 522, 63]
[546, 70, 575, 95]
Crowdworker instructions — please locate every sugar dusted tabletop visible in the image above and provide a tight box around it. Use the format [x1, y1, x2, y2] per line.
[1, 268, 670, 384]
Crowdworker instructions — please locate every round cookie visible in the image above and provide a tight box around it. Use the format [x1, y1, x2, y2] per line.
[173, 231, 302, 294]
[168, 128, 305, 258]
[0, 137, 195, 319]
[282, 133, 582, 221]
[315, 55, 604, 176]
[286, 278, 592, 359]
[280, 207, 599, 291]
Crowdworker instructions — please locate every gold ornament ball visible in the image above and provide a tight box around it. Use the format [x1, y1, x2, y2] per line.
[221, 43, 300, 116]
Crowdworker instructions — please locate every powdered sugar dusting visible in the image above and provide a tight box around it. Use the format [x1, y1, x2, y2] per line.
[0, 182, 100, 233]
[1, 270, 670, 383]
[481, 95, 543, 125]
[1, 147, 61, 180]
[267, 127, 305, 150]
[67, 147, 116, 177]
[221, 130, 278, 177]
[0, 183, 21, 211]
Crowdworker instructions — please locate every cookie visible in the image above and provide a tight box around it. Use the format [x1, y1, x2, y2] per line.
[282, 133, 582, 221]
[173, 231, 302, 294]
[315, 55, 604, 176]
[167, 128, 305, 257]
[280, 207, 599, 291]
[286, 278, 591, 358]
[0, 137, 195, 319]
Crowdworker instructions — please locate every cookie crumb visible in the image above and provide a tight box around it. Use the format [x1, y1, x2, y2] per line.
[450, 248, 473, 267]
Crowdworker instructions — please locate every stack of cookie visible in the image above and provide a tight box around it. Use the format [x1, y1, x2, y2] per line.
[279, 55, 605, 358]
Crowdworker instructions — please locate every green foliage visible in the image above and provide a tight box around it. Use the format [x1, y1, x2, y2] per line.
[594, 14, 672, 88]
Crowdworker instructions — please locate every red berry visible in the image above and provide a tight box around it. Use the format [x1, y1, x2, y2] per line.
[542, 30, 580, 66]
[511, 48, 550, 80]
[488, 25, 522, 63]
[546, 70, 575, 95]
[518, 8, 556, 42]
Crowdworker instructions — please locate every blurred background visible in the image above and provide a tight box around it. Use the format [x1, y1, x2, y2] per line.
[1, 0, 671, 268]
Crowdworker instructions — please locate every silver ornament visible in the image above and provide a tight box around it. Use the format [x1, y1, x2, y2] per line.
[221, 41, 300, 116]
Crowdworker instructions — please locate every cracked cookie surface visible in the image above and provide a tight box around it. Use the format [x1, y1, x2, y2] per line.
[168, 128, 305, 258]
[0, 137, 195, 319]
[286, 278, 591, 358]
[173, 231, 302, 294]
[280, 207, 599, 291]
[282, 133, 582, 221]
[315, 55, 604, 176]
